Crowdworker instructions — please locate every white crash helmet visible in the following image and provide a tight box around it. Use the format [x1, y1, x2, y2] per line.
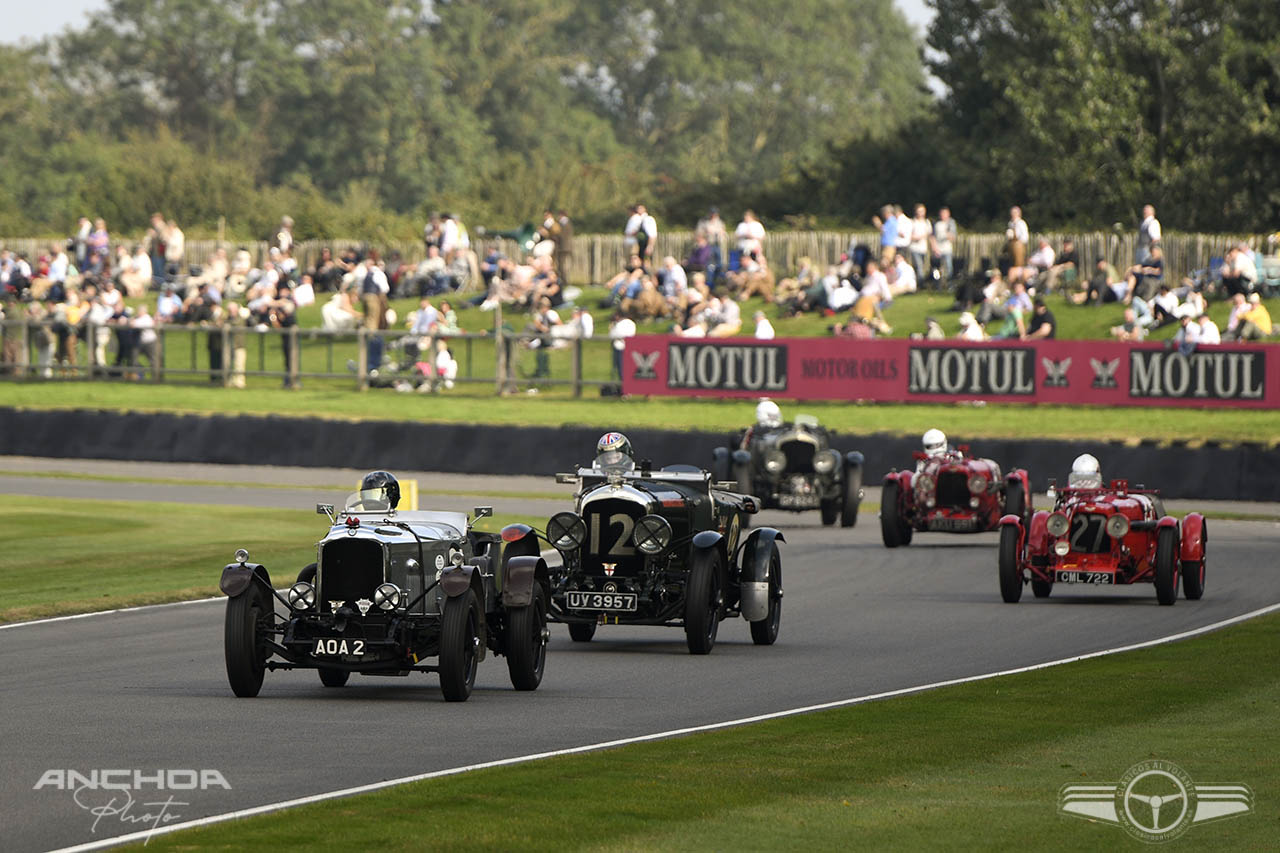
[922, 428, 948, 457]
[1068, 453, 1102, 487]
[756, 399, 782, 429]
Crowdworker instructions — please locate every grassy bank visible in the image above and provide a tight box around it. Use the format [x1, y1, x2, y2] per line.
[0, 496, 533, 623]
[138, 610, 1278, 850]
[3, 383, 1278, 443]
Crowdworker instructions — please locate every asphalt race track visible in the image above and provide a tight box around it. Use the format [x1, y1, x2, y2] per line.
[2, 461, 1279, 852]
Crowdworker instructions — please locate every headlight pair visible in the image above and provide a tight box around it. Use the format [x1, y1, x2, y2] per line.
[545, 511, 672, 555]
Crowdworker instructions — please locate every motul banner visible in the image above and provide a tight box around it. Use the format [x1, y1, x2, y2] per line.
[621, 336, 1279, 408]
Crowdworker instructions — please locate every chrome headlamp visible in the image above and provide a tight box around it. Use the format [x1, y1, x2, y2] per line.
[287, 581, 316, 611]
[546, 512, 587, 552]
[1054, 540, 1070, 556]
[968, 474, 987, 494]
[764, 449, 786, 475]
[813, 449, 840, 475]
[1046, 512, 1070, 537]
[915, 473, 935, 493]
[1105, 514, 1130, 538]
[235, 548, 249, 564]
[633, 514, 673, 555]
[374, 582, 402, 611]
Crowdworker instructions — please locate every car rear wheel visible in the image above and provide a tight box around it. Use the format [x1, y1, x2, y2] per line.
[684, 548, 723, 655]
[224, 585, 270, 698]
[840, 465, 862, 528]
[567, 622, 596, 642]
[440, 590, 481, 701]
[1154, 527, 1179, 606]
[506, 586, 548, 691]
[880, 480, 908, 548]
[998, 525, 1023, 603]
[1031, 578, 1053, 598]
[749, 545, 782, 646]
[318, 667, 349, 688]
[819, 498, 839, 526]
[1181, 520, 1206, 600]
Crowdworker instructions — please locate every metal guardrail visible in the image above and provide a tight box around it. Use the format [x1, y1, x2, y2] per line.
[0, 315, 610, 395]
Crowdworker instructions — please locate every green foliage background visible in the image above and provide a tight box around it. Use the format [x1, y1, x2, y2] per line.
[1, 0, 1277, 240]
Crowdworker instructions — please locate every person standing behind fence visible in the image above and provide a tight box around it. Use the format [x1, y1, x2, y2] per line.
[871, 205, 899, 266]
[1137, 204, 1161, 264]
[931, 206, 957, 284]
[908, 205, 932, 287]
[555, 209, 574, 287]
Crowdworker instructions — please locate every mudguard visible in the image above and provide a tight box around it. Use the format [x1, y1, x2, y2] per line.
[500, 527, 541, 595]
[440, 564, 476, 598]
[731, 449, 751, 466]
[502, 556, 546, 608]
[1025, 510, 1050, 558]
[845, 450, 865, 468]
[1156, 515, 1180, 532]
[1006, 468, 1031, 497]
[220, 563, 271, 598]
[738, 528, 785, 622]
[500, 522, 535, 543]
[1179, 513, 1206, 563]
[692, 530, 724, 551]
[998, 515, 1025, 566]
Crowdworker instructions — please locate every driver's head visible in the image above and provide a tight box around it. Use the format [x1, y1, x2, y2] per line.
[922, 428, 948, 457]
[1068, 453, 1102, 488]
[593, 432, 634, 473]
[756, 399, 782, 428]
[358, 470, 401, 510]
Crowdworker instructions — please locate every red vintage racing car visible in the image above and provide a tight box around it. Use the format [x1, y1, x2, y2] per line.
[997, 478, 1207, 604]
[880, 446, 1030, 547]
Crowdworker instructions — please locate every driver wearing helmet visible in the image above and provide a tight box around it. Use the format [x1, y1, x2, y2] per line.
[355, 470, 401, 511]
[741, 398, 784, 448]
[922, 428, 948, 457]
[593, 431, 635, 474]
[1067, 453, 1103, 488]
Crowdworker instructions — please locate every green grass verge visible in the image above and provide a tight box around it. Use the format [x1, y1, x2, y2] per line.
[0, 495, 536, 624]
[4, 383, 1280, 444]
[136, 611, 1279, 851]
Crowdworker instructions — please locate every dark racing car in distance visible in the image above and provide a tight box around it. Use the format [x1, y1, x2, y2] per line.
[997, 454, 1207, 605]
[880, 429, 1030, 547]
[219, 471, 550, 701]
[712, 399, 864, 527]
[503, 432, 785, 654]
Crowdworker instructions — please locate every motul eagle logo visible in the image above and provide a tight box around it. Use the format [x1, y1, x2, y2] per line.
[1041, 356, 1071, 388]
[631, 350, 660, 380]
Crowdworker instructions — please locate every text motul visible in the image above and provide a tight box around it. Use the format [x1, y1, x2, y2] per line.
[1129, 351, 1264, 399]
[908, 347, 1035, 395]
[668, 343, 787, 391]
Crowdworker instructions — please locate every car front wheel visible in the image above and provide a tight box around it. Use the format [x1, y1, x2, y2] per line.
[506, 586, 548, 691]
[749, 544, 782, 646]
[1154, 527, 1179, 606]
[684, 548, 723, 655]
[998, 525, 1023, 603]
[440, 590, 481, 701]
[224, 585, 270, 698]
[880, 480, 907, 548]
[840, 465, 862, 528]
[1181, 520, 1207, 600]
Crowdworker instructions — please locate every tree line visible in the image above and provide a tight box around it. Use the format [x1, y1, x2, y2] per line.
[0, 0, 1275, 242]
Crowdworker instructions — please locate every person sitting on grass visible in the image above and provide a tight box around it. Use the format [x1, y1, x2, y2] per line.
[1110, 307, 1147, 342]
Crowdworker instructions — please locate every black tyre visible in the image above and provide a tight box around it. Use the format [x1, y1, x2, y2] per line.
[684, 548, 723, 655]
[318, 667, 349, 688]
[1181, 520, 1206, 601]
[840, 465, 862, 528]
[880, 480, 904, 548]
[224, 585, 270, 698]
[568, 622, 596, 642]
[439, 589, 481, 701]
[998, 525, 1023, 603]
[296, 563, 316, 585]
[506, 586, 548, 691]
[748, 544, 782, 646]
[1031, 578, 1053, 598]
[819, 499, 839, 526]
[1154, 527, 1178, 606]
[1005, 480, 1027, 526]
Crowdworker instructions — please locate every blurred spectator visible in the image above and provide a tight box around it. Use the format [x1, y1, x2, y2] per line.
[88, 218, 110, 274]
[608, 310, 636, 379]
[708, 296, 742, 337]
[774, 256, 816, 309]
[832, 315, 875, 339]
[1220, 244, 1257, 297]
[1137, 204, 1161, 263]
[156, 284, 182, 322]
[696, 207, 727, 244]
[432, 338, 458, 389]
[732, 254, 775, 302]
[1146, 282, 1180, 327]
[1041, 238, 1078, 293]
[957, 311, 986, 341]
[753, 311, 775, 340]
[685, 234, 714, 277]
[622, 275, 667, 320]
[734, 210, 766, 259]
[437, 300, 460, 335]
[423, 212, 443, 253]
[860, 260, 893, 309]
[310, 247, 342, 292]
[1004, 206, 1029, 273]
[415, 245, 451, 295]
[274, 216, 294, 254]
[931, 206, 957, 284]
[1124, 244, 1164, 302]
[28, 301, 55, 378]
[659, 255, 688, 306]
[74, 217, 92, 270]
[407, 297, 439, 337]
[1226, 293, 1272, 340]
[871, 204, 899, 265]
[624, 203, 658, 261]
[1110, 307, 1147, 342]
[1174, 314, 1199, 354]
[1196, 313, 1220, 345]
[321, 286, 361, 331]
[907, 204, 931, 285]
[163, 219, 185, 281]
[894, 205, 911, 260]
[1079, 256, 1123, 304]
[888, 254, 918, 296]
[1023, 298, 1056, 340]
[131, 304, 158, 379]
[556, 209, 574, 286]
[525, 296, 561, 378]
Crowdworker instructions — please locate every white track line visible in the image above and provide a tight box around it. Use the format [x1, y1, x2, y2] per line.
[0, 597, 223, 631]
[47, 600, 1280, 853]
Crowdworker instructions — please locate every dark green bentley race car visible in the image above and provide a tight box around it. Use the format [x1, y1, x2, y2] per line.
[503, 432, 786, 655]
